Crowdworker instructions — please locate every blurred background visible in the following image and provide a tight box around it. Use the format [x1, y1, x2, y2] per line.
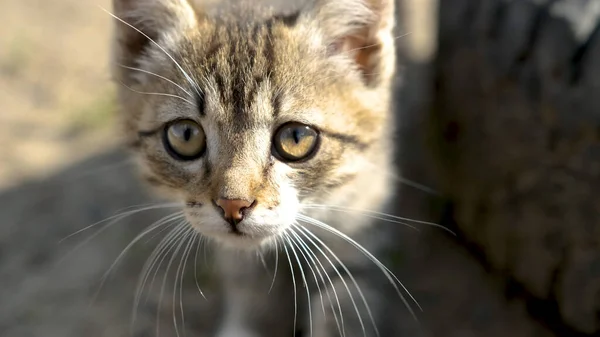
[0, 0, 599, 336]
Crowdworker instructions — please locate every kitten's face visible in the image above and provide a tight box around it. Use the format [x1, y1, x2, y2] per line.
[112, 0, 396, 249]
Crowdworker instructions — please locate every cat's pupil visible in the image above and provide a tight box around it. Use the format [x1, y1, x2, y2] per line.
[183, 127, 192, 142]
[292, 129, 301, 144]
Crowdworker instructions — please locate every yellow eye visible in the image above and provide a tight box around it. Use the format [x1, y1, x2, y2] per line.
[164, 120, 206, 160]
[273, 122, 319, 162]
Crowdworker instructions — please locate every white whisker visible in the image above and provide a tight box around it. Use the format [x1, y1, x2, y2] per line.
[362, 162, 440, 195]
[306, 206, 420, 232]
[302, 204, 455, 235]
[282, 237, 298, 337]
[297, 215, 422, 320]
[91, 211, 185, 310]
[117, 64, 194, 98]
[173, 230, 195, 337]
[288, 232, 326, 315]
[257, 250, 269, 271]
[293, 224, 372, 337]
[143, 220, 178, 244]
[100, 6, 203, 97]
[59, 202, 181, 243]
[288, 227, 344, 337]
[268, 238, 280, 294]
[118, 80, 197, 107]
[150, 225, 184, 336]
[103, 212, 185, 281]
[394, 177, 440, 195]
[193, 233, 206, 299]
[146, 223, 189, 304]
[157, 226, 193, 336]
[132, 221, 187, 334]
[284, 232, 313, 337]
[342, 32, 413, 55]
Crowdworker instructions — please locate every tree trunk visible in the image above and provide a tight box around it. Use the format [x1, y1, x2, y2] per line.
[431, 0, 600, 334]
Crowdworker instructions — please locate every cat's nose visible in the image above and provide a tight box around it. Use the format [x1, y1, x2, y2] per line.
[214, 198, 255, 227]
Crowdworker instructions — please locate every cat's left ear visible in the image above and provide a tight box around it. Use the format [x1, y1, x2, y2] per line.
[300, 0, 396, 85]
[111, 0, 200, 84]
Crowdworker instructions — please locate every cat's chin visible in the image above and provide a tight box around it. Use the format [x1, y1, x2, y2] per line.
[209, 232, 274, 251]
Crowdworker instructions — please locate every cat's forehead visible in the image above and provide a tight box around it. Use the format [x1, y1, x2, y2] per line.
[200, 22, 278, 122]
[175, 17, 322, 128]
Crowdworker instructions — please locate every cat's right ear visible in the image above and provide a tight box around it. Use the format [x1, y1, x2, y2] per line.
[111, 0, 199, 82]
[298, 0, 395, 86]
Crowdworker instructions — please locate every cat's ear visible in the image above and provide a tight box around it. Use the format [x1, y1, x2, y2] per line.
[301, 0, 396, 85]
[111, 0, 199, 80]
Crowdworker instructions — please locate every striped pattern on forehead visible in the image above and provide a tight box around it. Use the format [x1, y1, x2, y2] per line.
[198, 20, 280, 129]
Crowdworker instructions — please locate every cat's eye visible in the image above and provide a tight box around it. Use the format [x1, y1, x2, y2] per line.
[163, 120, 206, 160]
[273, 122, 319, 162]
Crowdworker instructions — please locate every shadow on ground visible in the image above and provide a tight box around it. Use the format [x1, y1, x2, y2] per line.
[0, 147, 550, 337]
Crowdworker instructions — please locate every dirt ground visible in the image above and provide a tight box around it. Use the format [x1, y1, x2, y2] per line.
[0, 0, 118, 189]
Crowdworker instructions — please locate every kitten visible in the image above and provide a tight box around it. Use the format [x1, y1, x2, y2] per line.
[111, 0, 407, 336]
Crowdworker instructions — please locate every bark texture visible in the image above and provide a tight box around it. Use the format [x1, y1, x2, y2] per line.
[431, 0, 600, 334]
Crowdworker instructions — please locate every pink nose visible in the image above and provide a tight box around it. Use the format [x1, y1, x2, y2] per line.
[215, 198, 255, 223]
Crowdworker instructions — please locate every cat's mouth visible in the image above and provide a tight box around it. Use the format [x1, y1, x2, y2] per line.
[184, 205, 288, 248]
[205, 225, 277, 249]
[224, 223, 253, 239]
[227, 226, 245, 236]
